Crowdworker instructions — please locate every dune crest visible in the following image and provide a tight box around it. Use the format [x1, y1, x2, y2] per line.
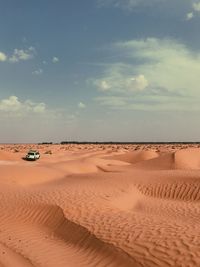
[108, 149, 159, 164]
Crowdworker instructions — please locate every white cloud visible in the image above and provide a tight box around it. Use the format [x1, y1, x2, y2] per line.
[0, 96, 78, 126]
[52, 57, 59, 63]
[32, 103, 46, 113]
[91, 38, 200, 111]
[127, 75, 148, 91]
[94, 80, 111, 91]
[114, 38, 200, 95]
[95, 74, 148, 92]
[193, 2, 200, 11]
[0, 96, 21, 112]
[186, 12, 194, 20]
[32, 68, 43, 75]
[0, 47, 35, 63]
[99, 80, 111, 91]
[92, 64, 148, 93]
[0, 96, 46, 115]
[0, 52, 7, 62]
[78, 102, 86, 108]
[9, 47, 35, 63]
[186, 1, 200, 20]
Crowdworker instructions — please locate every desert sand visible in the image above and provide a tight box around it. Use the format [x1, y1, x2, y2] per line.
[0, 143, 200, 266]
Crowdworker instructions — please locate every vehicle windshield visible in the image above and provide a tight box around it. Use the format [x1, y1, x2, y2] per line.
[28, 152, 35, 156]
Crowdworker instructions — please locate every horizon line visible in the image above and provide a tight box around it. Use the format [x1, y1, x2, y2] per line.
[1, 141, 200, 145]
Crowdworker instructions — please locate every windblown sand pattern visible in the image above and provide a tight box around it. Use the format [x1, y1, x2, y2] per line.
[0, 144, 200, 266]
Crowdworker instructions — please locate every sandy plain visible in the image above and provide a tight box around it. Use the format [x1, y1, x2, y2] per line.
[0, 143, 200, 267]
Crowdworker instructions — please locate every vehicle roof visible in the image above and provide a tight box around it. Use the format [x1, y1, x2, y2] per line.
[28, 150, 39, 153]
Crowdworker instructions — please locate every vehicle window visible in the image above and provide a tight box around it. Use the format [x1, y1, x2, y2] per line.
[28, 153, 35, 156]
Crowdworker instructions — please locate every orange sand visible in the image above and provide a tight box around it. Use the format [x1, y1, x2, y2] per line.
[0, 143, 200, 266]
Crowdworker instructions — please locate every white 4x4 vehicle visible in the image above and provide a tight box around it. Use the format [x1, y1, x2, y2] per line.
[26, 150, 40, 161]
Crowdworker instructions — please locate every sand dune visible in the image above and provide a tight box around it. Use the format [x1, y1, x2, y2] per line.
[118, 148, 200, 171]
[0, 144, 200, 266]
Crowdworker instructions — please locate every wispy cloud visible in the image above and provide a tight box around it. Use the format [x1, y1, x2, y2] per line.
[9, 47, 35, 63]
[52, 56, 59, 63]
[90, 37, 200, 111]
[193, 1, 200, 11]
[0, 47, 36, 63]
[97, 0, 165, 10]
[186, 12, 194, 20]
[186, 1, 200, 20]
[98, 0, 198, 21]
[32, 68, 43, 75]
[78, 102, 86, 108]
[95, 92, 195, 111]
[93, 71, 148, 93]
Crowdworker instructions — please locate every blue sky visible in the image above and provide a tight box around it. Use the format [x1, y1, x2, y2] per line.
[1, 0, 200, 142]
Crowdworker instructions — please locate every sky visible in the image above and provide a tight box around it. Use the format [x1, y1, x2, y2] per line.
[1, 0, 200, 142]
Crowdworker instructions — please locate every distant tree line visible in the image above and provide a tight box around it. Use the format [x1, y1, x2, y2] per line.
[60, 141, 200, 145]
[38, 142, 53, 145]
